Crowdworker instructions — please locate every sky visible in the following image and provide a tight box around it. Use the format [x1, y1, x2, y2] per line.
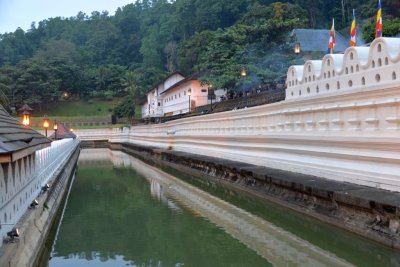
[0, 0, 134, 34]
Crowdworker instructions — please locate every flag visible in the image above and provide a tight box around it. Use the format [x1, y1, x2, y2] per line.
[350, 9, 356, 46]
[327, 19, 336, 54]
[375, 0, 382, 38]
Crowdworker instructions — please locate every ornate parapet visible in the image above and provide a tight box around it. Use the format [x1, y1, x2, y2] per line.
[0, 138, 79, 243]
[286, 37, 400, 100]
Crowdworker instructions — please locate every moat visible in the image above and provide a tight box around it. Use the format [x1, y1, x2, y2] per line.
[40, 149, 400, 267]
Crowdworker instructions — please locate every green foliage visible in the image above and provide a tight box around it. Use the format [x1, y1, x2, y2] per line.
[363, 18, 400, 43]
[0, 0, 398, 112]
[114, 97, 136, 120]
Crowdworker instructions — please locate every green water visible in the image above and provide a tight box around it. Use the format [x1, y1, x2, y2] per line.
[46, 150, 400, 267]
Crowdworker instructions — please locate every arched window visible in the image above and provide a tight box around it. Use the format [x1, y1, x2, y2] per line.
[348, 80, 353, 87]
[292, 70, 294, 76]
[328, 71, 331, 78]
[362, 77, 365, 85]
[327, 59, 331, 66]
[350, 53, 353, 60]
[305, 77, 307, 82]
[324, 73, 326, 79]
[372, 60, 375, 68]
[346, 67, 349, 74]
[337, 81, 340, 89]
[375, 74, 380, 82]
[378, 44, 382, 52]
[351, 66, 354, 73]
[378, 58, 382, 67]
[291, 92, 294, 96]
[299, 90, 302, 96]
[385, 57, 389, 65]
[308, 65, 311, 72]
[326, 83, 330, 90]
[307, 87, 310, 93]
[393, 72, 397, 80]
[316, 86, 319, 93]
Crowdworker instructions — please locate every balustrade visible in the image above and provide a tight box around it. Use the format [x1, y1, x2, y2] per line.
[0, 138, 79, 242]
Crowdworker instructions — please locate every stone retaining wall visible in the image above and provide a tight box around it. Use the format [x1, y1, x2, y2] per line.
[100, 141, 400, 249]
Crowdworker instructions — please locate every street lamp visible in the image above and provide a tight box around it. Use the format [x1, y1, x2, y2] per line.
[187, 88, 192, 113]
[53, 121, 58, 140]
[43, 117, 49, 137]
[294, 42, 301, 54]
[240, 66, 247, 77]
[22, 111, 31, 126]
[208, 84, 214, 112]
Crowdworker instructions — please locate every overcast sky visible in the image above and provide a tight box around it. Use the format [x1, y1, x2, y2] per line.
[0, 0, 134, 34]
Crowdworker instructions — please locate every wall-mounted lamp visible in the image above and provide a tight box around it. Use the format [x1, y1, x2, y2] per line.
[30, 199, 39, 209]
[42, 184, 50, 192]
[7, 228, 20, 241]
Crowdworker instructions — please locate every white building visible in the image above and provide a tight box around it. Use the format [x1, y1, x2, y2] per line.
[141, 71, 211, 118]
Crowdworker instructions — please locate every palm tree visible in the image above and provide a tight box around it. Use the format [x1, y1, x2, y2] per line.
[121, 71, 138, 103]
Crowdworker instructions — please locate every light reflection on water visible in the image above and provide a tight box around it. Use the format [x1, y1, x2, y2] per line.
[46, 149, 400, 267]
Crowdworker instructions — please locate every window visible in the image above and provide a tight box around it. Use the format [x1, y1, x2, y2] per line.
[351, 66, 353, 73]
[375, 74, 380, 82]
[201, 89, 207, 93]
[307, 87, 310, 93]
[327, 59, 330, 66]
[362, 77, 365, 85]
[326, 83, 329, 90]
[328, 71, 331, 78]
[299, 90, 301, 96]
[350, 52, 354, 60]
[356, 65, 359, 72]
[385, 57, 389, 65]
[337, 81, 340, 89]
[378, 58, 382, 67]
[308, 65, 311, 72]
[346, 67, 348, 74]
[305, 77, 308, 82]
[393, 72, 397, 80]
[316, 86, 319, 93]
[372, 60, 375, 68]
[158, 102, 161, 106]
[348, 80, 353, 87]
[378, 44, 382, 52]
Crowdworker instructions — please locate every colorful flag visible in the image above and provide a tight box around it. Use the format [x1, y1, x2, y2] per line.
[375, 0, 382, 38]
[327, 19, 336, 54]
[350, 9, 356, 46]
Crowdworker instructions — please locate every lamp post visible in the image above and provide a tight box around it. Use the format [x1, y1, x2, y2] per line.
[43, 117, 49, 137]
[187, 88, 192, 113]
[294, 42, 301, 55]
[22, 111, 31, 126]
[240, 66, 247, 78]
[53, 121, 58, 140]
[208, 84, 214, 112]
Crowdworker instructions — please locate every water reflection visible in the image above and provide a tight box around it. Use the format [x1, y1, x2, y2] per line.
[49, 149, 269, 267]
[47, 149, 400, 267]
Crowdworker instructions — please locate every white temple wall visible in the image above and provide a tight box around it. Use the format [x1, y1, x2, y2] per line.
[0, 138, 79, 243]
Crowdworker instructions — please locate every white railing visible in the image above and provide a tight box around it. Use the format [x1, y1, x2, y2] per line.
[0, 138, 79, 242]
